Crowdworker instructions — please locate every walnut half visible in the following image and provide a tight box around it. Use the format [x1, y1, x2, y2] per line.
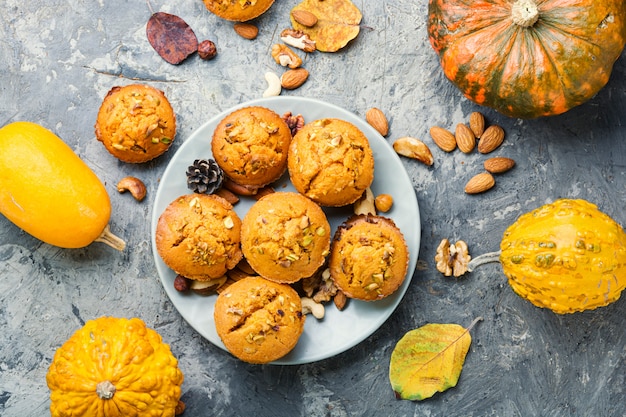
[271, 44, 302, 69]
[435, 238, 471, 277]
[280, 29, 316, 52]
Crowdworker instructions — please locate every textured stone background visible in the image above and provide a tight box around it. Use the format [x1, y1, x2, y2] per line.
[1, 1, 625, 416]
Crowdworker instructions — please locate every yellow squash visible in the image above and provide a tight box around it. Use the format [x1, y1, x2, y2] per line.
[499, 199, 626, 313]
[46, 317, 185, 417]
[0, 121, 124, 249]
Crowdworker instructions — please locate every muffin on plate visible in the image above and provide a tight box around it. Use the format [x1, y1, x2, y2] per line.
[95, 84, 176, 163]
[241, 192, 331, 284]
[288, 118, 374, 207]
[155, 193, 243, 281]
[202, 0, 275, 21]
[214, 276, 305, 364]
[329, 214, 409, 301]
[212, 106, 292, 189]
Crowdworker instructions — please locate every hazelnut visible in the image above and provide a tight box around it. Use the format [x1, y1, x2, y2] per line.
[375, 194, 393, 212]
[173, 274, 191, 292]
[198, 40, 217, 60]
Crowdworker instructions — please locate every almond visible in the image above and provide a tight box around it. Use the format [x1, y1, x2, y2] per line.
[281, 68, 309, 89]
[233, 23, 258, 40]
[477, 125, 505, 154]
[464, 172, 495, 194]
[455, 123, 476, 153]
[484, 157, 515, 174]
[215, 188, 240, 205]
[365, 107, 389, 137]
[429, 126, 457, 152]
[292, 9, 318, 27]
[392, 137, 434, 166]
[469, 111, 485, 138]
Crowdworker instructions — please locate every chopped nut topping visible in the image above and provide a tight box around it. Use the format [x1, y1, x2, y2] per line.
[223, 216, 234, 229]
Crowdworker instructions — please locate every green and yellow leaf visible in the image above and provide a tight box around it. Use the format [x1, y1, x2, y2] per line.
[389, 319, 480, 401]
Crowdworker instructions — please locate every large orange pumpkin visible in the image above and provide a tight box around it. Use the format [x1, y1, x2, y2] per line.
[428, 0, 626, 119]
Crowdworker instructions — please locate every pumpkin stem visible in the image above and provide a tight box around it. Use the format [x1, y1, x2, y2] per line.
[467, 251, 502, 272]
[511, 0, 539, 27]
[96, 380, 116, 400]
[94, 224, 126, 251]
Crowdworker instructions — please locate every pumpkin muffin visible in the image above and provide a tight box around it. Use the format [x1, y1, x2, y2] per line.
[241, 192, 331, 284]
[288, 118, 374, 207]
[202, 0, 275, 21]
[95, 84, 176, 163]
[329, 214, 409, 301]
[212, 106, 292, 189]
[155, 194, 243, 281]
[214, 276, 305, 364]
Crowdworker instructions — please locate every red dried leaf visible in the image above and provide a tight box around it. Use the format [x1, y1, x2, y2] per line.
[146, 12, 198, 65]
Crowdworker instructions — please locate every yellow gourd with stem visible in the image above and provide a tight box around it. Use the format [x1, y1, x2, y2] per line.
[469, 199, 626, 313]
[0, 121, 124, 249]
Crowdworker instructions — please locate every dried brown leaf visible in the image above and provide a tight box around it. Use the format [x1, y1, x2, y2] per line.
[146, 12, 198, 65]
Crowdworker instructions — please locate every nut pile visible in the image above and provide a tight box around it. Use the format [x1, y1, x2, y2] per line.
[387, 110, 515, 195]
[260, 0, 363, 96]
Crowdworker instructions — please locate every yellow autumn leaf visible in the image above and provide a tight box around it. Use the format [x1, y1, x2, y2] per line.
[290, 0, 362, 52]
[389, 319, 481, 401]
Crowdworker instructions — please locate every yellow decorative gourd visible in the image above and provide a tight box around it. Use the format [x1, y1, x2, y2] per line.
[0, 121, 124, 249]
[46, 317, 185, 417]
[471, 199, 626, 313]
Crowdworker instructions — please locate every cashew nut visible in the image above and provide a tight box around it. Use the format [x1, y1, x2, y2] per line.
[262, 71, 281, 97]
[301, 297, 325, 319]
[117, 176, 146, 201]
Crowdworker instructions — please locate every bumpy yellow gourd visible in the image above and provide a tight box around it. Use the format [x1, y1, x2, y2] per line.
[0, 121, 124, 249]
[46, 317, 184, 417]
[499, 199, 626, 313]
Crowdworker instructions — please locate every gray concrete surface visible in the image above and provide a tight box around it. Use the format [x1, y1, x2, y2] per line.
[1, 1, 625, 416]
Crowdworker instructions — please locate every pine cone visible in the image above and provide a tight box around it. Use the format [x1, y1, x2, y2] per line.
[186, 159, 224, 194]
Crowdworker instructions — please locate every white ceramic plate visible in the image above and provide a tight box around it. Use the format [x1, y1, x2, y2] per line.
[151, 96, 420, 365]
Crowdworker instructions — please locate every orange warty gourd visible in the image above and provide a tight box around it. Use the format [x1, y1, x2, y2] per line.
[46, 317, 185, 417]
[428, 0, 626, 118]
[0, 121, 124, 249]
[496, 199, 626, 313]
